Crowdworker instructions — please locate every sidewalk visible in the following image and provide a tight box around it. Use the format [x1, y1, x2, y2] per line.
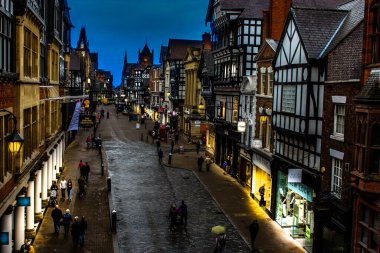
[33, 128, 113, 253]
[141, 118, 306, 253]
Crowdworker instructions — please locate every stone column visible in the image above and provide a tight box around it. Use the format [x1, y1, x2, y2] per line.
[0, 207, 13, 253]
[14, 197, 25, 250]
[48, 154, 53, 186]
[26, 178, 35, 238]
[34, 169, 42, 221]
[41, 161, 48, 207]
[52, 147, 57, 181]
[58, 141, 63, 171]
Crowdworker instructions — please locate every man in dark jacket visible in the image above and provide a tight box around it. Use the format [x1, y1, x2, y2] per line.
[71, 216, 81, 248]
[179, 200, 188, 227]
[249, 220, 259, 252]
[197, 156, 204, 171]
[51, 204, 63, 235]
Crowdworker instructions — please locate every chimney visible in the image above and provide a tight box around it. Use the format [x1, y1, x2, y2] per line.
[202, 32, 212, 50]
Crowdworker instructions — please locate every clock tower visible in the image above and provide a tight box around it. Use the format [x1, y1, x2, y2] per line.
[138, 42, 154, 67]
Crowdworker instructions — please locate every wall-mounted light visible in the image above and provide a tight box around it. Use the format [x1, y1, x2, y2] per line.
[0, 109, 24, 154]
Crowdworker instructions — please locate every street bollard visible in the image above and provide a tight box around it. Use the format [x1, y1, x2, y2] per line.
[101, 164, 104, 176]
[168, 153, 172, 165]
[111, 209, 117, 232]
[107, 177, 111, 192]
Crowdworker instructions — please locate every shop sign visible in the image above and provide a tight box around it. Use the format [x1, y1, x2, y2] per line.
[252, 153, 271, 174]
[194, 120, 201, 127]
[79, 114, 96, 128]
[288, 169, 302, 183]
[239, 149, 251, 161]
[288, 182, 313, 202]
[252, 139, 262, 148]
[237, 121, 246, 132]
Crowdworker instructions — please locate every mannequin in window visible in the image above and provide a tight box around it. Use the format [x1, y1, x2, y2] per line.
[259, 185, 265, 207]
[289, 192, 296, 216]
[280, 188, 287, 218]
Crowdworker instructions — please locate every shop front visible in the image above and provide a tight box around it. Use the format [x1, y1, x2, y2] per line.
[237, 147, 252, 189]
[205, 123, 215, 159]
[275, 169, 316, 252]
[215, 123, 240, 176]
[251, 151, 272, 212]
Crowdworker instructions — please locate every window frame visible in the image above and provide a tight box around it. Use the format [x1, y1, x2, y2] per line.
[281, 85, 296, 113]
[333, 103, 345, 138]
[331, 157, 343, 199]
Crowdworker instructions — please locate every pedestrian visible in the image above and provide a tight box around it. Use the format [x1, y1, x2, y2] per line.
[205, 156, 212, 171]
[175, 133, 179, 144]
[20, 239, 35, 253]
[197, 156, 204, 172]
[171, 139, 175, 153]
[71, 216, 81, 248]
[249, 220, 259, 252]
[156, 139, 161, 151]
[78, 160, 84, 171]
[78, 176, 86, 198]
[60, 177, 67, 199]
[106, 111, 109, 118]
[259, 185, 265, 207]
[158, 148, 163, 165]
[79, 216, 88, 246]
[168, 204, 177, 231]
[83, 162, 90, 182]
[51, 204, 63, 235]
[91, 135, 96, 148]
[196, 140, 201, 154]
[214, 233, 227, 253]
[80, 163, 86, 179]
[67, 179, 73, 201]
[179, 200, 187, 227]
[50, 181, 58, 206]
[86, 135, 91, 148]
[62, 209, 73, 238]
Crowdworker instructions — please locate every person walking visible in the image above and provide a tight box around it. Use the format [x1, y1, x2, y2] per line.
[60, 177, 67, 199]
[168, 204, 177, 231]
[197, 156, 204, 172]
[51, 204, 63, 235]
[158, 148, 163, 165]
[249, 220, 260, 252]
[20, 239, 35, 253]
[71, 216, 81, 248]
[214, 233, 227, 253]
[83, 162, 90, 182]
[78, 176, 86, 198]
[50, 181, 58, 206]
[179, 200, 187, 227]
[156, 139, 161, 151]
[78, 160, 84, 172]
[196, 140, 201, 154]
[86, 135, 91, 148]
[67, 179, 73, 201]
[62, 209, 73, 238]
[79, 216, 88, 246]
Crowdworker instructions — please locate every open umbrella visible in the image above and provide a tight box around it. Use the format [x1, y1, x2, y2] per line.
[211, 225, 226, 235]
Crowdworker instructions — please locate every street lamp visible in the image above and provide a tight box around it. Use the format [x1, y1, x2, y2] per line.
[0, 109, 24, 154]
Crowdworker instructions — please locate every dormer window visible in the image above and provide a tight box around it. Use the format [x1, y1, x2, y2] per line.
[371, 1, 380, 64]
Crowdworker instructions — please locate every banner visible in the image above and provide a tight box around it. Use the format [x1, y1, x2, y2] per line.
[67, 101, 82, 131]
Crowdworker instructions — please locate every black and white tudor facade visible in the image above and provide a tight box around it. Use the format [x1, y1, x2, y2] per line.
[271, 6, 356, 252]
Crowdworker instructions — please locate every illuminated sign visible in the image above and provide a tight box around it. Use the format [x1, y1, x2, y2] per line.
[288, 169, 302, 183]
[237, 121, 246, 132]
[79, 114, 96, 128]
[16, 196, 30, 206]
[0, 232, 9, 245]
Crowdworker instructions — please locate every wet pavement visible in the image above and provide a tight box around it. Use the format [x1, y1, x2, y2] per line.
[103, 119, 250, 252]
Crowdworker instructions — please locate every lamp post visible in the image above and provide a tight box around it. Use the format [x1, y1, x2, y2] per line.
[0, 109, 24, 154]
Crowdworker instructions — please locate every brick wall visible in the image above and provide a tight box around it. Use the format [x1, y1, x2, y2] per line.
[0, 82, 14, 109]
[270, 0, 292, 41]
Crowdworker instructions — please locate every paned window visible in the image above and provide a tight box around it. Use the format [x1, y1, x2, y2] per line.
[281, 85, 296, 113]
[0, 13, 13, 72]
[23, 108, 32, 160]
[359, 206, 379, 252]
[260, 67, 266, 94]
[32, 106, 38, 150]
[268, 67, 273, 96]
[334, 104, 345, 137]
[331, 158, 343, 198]
[39, 104, 45, 143]
[24, 28, 38, 78]
[0, 114, 11, 182]
[233, 96, 239, 123]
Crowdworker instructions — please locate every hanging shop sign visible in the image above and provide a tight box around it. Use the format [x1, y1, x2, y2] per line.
[79, 114, 96, 128]
[237, 121, 246, 132]
[288, 169, 302, 183]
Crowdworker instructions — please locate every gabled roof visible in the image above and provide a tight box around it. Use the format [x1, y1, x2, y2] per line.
[206, 0, 269, 22]
[291, 7, 348, 59]
[141, 43, 152, 55]
[319, 0, 364, 58]
[166, 39, 202, 60]
[255, 39, 278, 61]
[356, 70, 380, 102]
[292, 0, 350, 9]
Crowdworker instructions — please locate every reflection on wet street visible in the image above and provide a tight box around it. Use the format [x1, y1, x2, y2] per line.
[105, 137, 250, 252]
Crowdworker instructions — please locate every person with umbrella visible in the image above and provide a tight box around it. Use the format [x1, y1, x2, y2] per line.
[212, 225, 226, 253]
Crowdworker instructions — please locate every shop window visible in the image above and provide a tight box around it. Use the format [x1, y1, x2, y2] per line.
[331, 158, 343, 198]
[359, 206, 379, 252]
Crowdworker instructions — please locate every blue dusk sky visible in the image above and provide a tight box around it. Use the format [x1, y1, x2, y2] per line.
[68, 0, 210, 86]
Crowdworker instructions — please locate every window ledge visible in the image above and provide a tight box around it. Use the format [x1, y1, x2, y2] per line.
[330, 134, 344, 142]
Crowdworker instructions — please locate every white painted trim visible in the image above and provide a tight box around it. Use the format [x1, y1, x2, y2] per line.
[329, 148, 344, 160]
[332, 96, 346, 104]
